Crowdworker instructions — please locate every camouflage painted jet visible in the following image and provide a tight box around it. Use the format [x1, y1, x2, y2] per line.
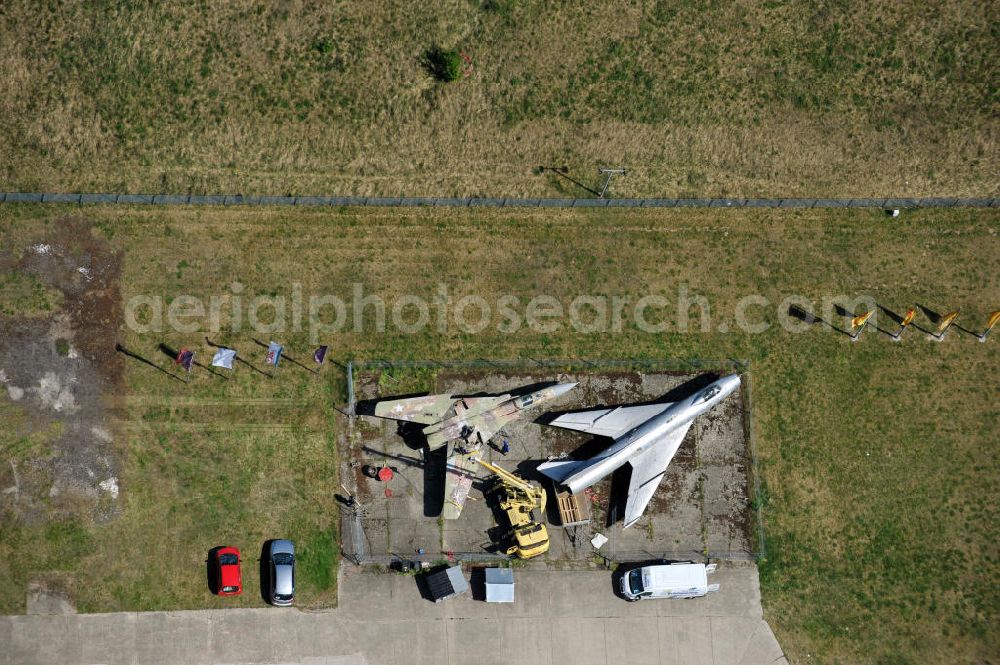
[373, 382, 578, 451]
[374, 382, 578, 519]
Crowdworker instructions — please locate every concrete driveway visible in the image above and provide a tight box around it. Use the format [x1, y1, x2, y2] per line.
[2, 563, 786, 665]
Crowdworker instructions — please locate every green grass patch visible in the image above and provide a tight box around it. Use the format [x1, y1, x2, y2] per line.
[0, 204, 997, 664]
[0, 2, 995, 197]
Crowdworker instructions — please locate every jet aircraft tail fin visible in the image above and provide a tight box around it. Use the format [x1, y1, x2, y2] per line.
[537, 458, 590, 484]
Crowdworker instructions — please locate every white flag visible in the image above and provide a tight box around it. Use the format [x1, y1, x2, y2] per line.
[211, 348, 236, 369]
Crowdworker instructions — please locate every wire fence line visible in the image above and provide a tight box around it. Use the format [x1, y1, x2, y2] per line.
[2, 191, 997, 209]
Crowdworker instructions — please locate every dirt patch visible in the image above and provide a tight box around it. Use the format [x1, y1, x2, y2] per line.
[26, 575, 76, 615]
[0, 218, 124, 522]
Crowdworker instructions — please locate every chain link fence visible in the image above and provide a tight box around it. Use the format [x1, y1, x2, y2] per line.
[2, 191, 997, 209]
[340, 358, 766, 566]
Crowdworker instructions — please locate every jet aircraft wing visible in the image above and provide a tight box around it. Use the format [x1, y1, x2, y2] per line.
[442, 446, 483, 519]
[547, 403, 670, 438]
[623, 421, 693, 528]
[456, 395, 511, 417]
[374, 394, 458, 424]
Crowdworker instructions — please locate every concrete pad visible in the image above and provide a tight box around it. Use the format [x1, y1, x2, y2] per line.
[0, 620, 10, 665]
[9, 616, 82, 665]
[498, 618, 553, 665]
[0, 565, 786, 665]
[447, 618, 504, 665]
[550, 617, 606, 665]
[132, 612, 212, 665]
[210, 609, 274, 663]
[737, 620, 789, 665]
[301, 656, 369, 665]
[603, 616, 662, 664]
[673, 617, 714, 665]
[708, 616, 764, 664]
[385, 619, 448, 665]
[656, 617, 681, 665]
[350, 619, 397, 665]
[346, 368, 755, 565]
[267, 610, 306, 661]
[294, 612, 359, 660]
[78, 612, 138, 665]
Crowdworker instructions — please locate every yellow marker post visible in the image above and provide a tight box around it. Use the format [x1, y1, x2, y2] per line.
[979, 310, 1000, 343]
[892, 307, 916, 341]
[934, 310, 959, 340]
[850, 310, 874, 341]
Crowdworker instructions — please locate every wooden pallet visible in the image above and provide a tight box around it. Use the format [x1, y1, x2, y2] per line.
[556, 490, 591, 527]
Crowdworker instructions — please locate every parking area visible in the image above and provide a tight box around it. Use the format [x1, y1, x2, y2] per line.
[1, 563, 787, 665]
[341, 368, 757, 565]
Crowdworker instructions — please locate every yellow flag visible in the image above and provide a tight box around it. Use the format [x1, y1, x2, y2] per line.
[900, 308, 916, 327]
[851, 310, 874, 330]
[935, 311, 959, 335]
[987, 310, 1000, 332]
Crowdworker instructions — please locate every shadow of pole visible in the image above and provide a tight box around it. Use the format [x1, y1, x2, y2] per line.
[787, 305, 851, 336]
[916, 303, 942, 324]
[539, 166, 601, 197]
[876, 303, 904, 325]
[251, 338, 318, 374]
[953, 324, 979, 338]
[204, 337, 272, 378]
[156, 342, 228, 380]
[115, 343, 187, 383]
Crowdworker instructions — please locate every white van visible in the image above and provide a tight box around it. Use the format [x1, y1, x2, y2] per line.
[619, 562, 719, 601]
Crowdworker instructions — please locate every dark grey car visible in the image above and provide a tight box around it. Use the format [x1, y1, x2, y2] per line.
[268, 539, 295, 606]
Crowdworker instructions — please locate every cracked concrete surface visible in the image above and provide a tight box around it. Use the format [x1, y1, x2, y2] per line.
[1, 563, 786, 665]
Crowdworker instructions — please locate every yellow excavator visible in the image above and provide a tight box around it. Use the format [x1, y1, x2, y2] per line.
[477, 459, 550, 560]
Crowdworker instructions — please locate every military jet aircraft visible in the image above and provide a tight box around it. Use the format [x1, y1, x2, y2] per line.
[537, 375, 741, 528]
[373, 382, 578, 519]
[373, 382, 578, 451]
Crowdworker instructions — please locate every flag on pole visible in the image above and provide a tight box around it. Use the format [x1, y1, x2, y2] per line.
[265, 341, 283, 367]
[211, 348, 237, 369]
[980, 310, 1000, 341]
[851, 310, 874, 330]
[850, 310, 874, 340]
[313, 345, 328, 365]
[175, 348, 195, 372]
[892, 307, 916, 339]
[935, 311, 958, 337]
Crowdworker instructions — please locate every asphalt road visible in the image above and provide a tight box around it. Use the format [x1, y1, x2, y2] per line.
[2, 562, 786, 665]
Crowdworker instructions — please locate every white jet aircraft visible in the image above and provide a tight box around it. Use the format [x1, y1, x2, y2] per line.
[538, 375, 741, 528]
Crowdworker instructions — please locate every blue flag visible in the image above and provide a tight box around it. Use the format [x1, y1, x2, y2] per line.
[265, 342, 283, 366]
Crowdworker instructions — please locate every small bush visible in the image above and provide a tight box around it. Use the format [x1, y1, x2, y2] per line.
[424, 46, 462, 82]
[314, 37, 334, 54]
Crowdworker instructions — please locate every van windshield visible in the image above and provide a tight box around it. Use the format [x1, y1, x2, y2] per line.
[628, 569, 644, 595]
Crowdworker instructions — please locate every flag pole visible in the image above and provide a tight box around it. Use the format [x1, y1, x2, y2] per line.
[979, 310, 1000, 343]
[933, 311, 959, 341]
[891, 307, 916, 341]
[850, 310, 874, 341]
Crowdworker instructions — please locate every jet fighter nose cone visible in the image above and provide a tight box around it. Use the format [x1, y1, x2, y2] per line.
[721, 374, 741, 392]
[550, 382, 578, 398]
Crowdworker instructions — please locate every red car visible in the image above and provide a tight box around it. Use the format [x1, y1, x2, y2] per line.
[214, 547, 242, 596]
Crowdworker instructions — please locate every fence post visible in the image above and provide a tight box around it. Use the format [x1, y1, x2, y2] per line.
[346, 361, 356, 416]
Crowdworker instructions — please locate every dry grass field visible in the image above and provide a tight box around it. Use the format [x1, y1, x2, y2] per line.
[0, 204, 997, 664]
[1, 1, 996, 198]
